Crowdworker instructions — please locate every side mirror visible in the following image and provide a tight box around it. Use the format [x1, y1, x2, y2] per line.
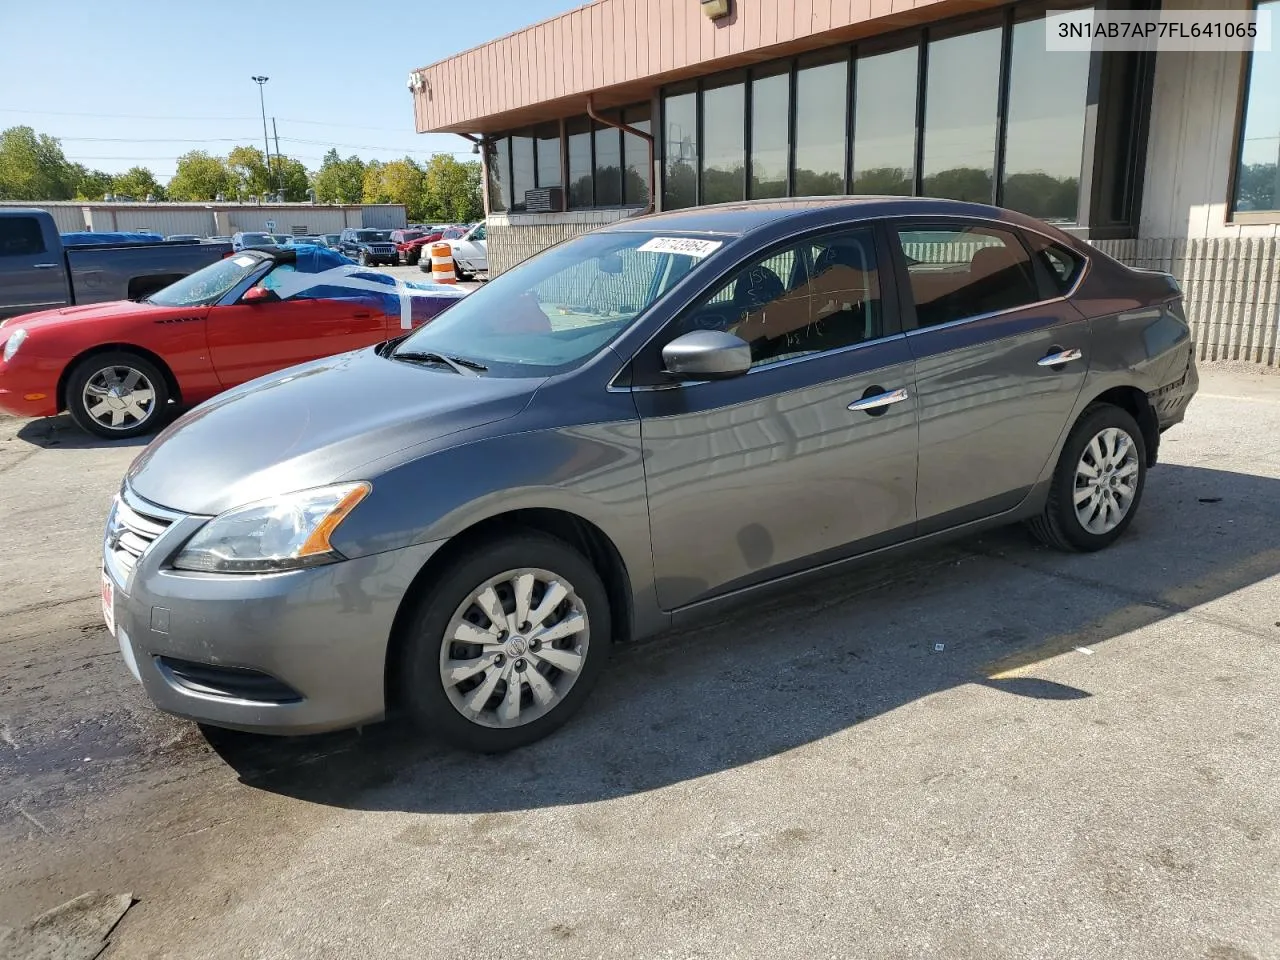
[662, 330, 752, 380]
[241, 285, 277, 304]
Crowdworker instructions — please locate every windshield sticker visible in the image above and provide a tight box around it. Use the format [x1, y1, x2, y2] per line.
[637, 237, 723, 258]
[232, 255, 257, 267]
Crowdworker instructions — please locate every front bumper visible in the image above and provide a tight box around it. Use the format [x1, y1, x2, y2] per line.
[106, 488, 444, 735]
[0, 354, 61, 418]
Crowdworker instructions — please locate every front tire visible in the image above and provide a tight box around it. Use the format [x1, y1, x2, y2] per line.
[1029, 403, 1147, 552]
[360, 251, 372, 266]
[453, 259, 470, 282]
[398, 533, 611, 753]
[65, 351, 171, 440]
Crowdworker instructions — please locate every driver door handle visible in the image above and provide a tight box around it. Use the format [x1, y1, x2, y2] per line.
[1038, 348, 1082, 367]
[848, 387, 910, 412]
[33, 263, 58, 269]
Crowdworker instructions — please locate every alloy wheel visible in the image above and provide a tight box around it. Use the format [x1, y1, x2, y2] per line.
[1073, 426, 1139, 534]
[82, 365, 156, 431]
[438, 567, 590, 729]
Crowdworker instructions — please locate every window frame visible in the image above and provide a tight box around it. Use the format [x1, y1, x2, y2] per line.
[1227, 0, 1280, 222]
[885, 216, 1062, 333]
[624, 222, 904, 388]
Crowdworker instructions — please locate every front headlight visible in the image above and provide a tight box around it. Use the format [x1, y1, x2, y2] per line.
[3, 328, 27, 362]
[172, 482, 371, 574]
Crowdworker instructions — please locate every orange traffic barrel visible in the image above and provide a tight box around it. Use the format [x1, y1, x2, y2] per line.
[430, 243, 456, 284]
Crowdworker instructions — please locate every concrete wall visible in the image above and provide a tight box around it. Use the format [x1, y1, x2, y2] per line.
[1094, 238, 1280, 366]
[488, 208, 643, 274]
[1140, 0, 1280, 240]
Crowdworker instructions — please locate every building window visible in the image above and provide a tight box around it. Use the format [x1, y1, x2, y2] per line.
[922, 26, 1002, 203]
[487, 137, 510, 213]
[535, 124, 561, 190]
[852, 46, 917, 196]
[701, 76, 746, 203]
[750, 67, 790, 199]
[1234, 0, 1280, 214]
[663, 86, 698, 209]
[794, 54, 848, 196]
[1002, 13, 1091, 222]
[595, 118, 623, 207]
[510, 134, 535, 211]
[622, 105, 652, 207]
[567, 118, 593, 209]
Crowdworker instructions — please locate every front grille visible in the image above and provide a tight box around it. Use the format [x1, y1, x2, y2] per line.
[105, 497, 173, 576]
[370, 244, 395, 255]
[156, 657, 302, 703]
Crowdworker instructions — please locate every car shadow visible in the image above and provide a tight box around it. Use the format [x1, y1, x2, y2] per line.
[16, 414, 157, 451]
[202, 459, 1278, 814]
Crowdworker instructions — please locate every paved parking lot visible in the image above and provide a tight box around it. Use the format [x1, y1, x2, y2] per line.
[0, 365, 1277, 959]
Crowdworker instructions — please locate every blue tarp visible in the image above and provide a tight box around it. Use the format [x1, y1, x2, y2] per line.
[289, 244, 356, 271]
[62, 231, 165, 246]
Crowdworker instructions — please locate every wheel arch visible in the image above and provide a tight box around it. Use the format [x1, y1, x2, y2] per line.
[1079, 384, 1160, 466]
[382, 507, 634, 714]
[58, 343, 182, 414]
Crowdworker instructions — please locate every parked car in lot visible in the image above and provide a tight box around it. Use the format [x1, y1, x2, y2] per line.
[231, 231, 276, 251]
[166, 234, 202, 242]
[100, 197, 1197, 752]
[207, 236, 233, 244]
[401, 228, 444, 266]
[0, 209, 232, 321]
[338, 228, 397, 266]
[322, 234, 341, 249]
[416, 223, 485, 277]
[285, 235, 329, 248]
[390, 228, 428, 264]
[0, 245, 468, 438]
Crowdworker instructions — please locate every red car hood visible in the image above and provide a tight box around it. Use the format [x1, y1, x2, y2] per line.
[2, 299, 180, 332]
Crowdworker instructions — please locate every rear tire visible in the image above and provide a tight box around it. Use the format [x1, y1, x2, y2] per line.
[1028, 403, 1147, 552]
[65, 351, 172, 440]
[454, 259, 470, 282]
[397, 533, 611, 753]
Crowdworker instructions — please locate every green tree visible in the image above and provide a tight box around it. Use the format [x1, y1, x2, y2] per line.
[364, 157, 426, 219]
[71, 164, 114, 200]
[110, 165, 166, 201]
[421, 154, 483, 222]
[226, 145, 273, 198]
[268, 155, 311, 202]
[167, 150, 236, 201]
[360, 159, 386, 204]
[312, 149, 366, 204]
[921, 167, 993, 204]
[0, 126, 77, 200]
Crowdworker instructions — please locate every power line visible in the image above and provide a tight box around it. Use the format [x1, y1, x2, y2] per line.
[0, 105, 428, 134]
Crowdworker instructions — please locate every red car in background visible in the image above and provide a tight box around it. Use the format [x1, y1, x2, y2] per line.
[0, 246, 469, 439]
[390, 228, 429, 265]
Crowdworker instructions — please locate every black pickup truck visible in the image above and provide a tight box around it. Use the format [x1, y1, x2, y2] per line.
[0, 209, 232, 321]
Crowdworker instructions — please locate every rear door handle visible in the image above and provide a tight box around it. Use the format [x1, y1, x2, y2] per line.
[848, 387, 910, 413]
[32, 263, 58, 269]
[1038, 348, 1082, 367]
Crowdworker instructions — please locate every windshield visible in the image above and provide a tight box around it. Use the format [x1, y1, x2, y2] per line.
[240, 233, 271, 244]
[399, 231, 425, 243]
[356, 230, 390, 242]
[147, 252, 266, 307]
[392, 231, 716, 376]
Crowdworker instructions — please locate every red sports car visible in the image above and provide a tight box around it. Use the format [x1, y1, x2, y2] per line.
[0, 245, 469, 439]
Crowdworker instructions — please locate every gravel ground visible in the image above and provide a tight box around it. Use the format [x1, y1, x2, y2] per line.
[0, 365, 1276, 960]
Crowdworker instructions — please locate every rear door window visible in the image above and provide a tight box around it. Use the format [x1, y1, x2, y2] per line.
[1022, 231, 1086, 296]
[894, 223, 1040, 328]
[0, 217, 47, 256]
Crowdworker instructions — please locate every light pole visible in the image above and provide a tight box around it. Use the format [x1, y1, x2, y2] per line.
[251, 76, 272, 199]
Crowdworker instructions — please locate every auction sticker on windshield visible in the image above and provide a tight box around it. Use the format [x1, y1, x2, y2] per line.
[637, 237, 724, 258]
[232, 256, 257, 267]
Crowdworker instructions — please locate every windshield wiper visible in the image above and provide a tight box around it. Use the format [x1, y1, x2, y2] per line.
[392, 350, 487, 375]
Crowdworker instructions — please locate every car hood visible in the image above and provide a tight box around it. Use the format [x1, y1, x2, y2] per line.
[1, 299, 165, 331]
[126, 347, 540, 516]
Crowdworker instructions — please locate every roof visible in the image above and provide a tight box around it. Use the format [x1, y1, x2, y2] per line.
[596, 196, 1049, 237]
[410, 0, 999, 135]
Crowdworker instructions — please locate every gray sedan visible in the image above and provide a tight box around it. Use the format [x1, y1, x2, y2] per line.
[103, 197, 1198, 752]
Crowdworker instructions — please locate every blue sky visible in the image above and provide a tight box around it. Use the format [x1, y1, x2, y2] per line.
[0, 0, 583, 179]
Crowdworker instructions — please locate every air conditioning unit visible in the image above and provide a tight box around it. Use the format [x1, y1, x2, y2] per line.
[524, 187, 563, 213]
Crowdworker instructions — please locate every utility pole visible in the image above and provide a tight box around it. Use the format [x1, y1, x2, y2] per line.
[251, 76, 271, 200]
[272, 117, 283, 198]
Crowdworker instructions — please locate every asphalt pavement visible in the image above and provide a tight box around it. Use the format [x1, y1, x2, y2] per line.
[0, 365, 1276, 960]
